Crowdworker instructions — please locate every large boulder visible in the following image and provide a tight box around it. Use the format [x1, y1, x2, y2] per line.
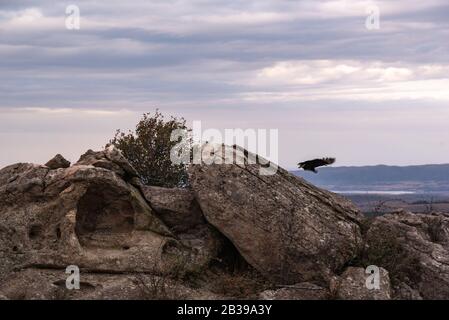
[0, 147, 217, 298]
[188, 145, 364, 285]
[364, 211, 449, 299]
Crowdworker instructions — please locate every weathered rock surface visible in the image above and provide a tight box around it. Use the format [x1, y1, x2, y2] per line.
[0, 268, 223, 300]
[76, 145, 139, 180]
[364, 211, 449, 299]
[45, 154, 71, 169]
[142, 185, 225, 271]
[334, 267, 391, 300]
[142, 186, 204, 233]
[188, 145, 364, 284]
[0, 146, 218, 300]
[259, 283, 329, 300]
[392, 282, 422, 300]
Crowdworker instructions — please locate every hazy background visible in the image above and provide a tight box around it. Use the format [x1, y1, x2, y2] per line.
[1, 0, 449, 169]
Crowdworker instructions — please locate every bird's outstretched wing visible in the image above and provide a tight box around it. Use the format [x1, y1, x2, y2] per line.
[298, 157, 336, 172]
[314, 157, 336, 168]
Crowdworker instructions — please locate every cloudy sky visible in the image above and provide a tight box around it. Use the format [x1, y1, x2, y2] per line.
[1, 0, 449, 169]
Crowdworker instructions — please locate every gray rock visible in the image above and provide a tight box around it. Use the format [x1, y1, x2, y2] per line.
[188, 144, 364, 285]
[75, 145, 139, 180]
[335, 267, 391, 300]
[142, 186, 205, 233]
[45, 154, 70, 169]
[364, 211, 449, 299]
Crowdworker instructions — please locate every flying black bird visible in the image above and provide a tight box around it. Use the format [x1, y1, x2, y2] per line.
[298, 157, 335, 173]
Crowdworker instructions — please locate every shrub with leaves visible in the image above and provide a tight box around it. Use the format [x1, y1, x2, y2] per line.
[361, 224, 422, 286]
[110, 110, 191, 187]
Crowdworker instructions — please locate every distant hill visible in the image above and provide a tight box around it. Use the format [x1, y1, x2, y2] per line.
[292, 164, 449, 193]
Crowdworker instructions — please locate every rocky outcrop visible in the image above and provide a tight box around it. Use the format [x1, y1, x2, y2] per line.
[188, 145, 363, 285]
[363, 211, 449, 299]
[0, 147, 217, 298]
[76, 146, 139, 181]
[45, 154, 71, 169]
[3, 145, 449, 300]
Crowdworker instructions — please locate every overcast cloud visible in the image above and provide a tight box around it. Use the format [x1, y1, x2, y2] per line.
[1, 0, 449, 168]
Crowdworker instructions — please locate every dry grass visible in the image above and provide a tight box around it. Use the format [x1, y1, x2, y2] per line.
[426, 217, 444, 243]
[134, 273, 187, 300]
[208, 269, 273, 299]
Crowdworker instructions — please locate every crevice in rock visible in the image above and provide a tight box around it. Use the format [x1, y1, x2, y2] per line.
[209, 233, 251, 273]
[28, 225, 42, 240]
[41, 167, 51, 192]
[55, 226, 61, 240]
